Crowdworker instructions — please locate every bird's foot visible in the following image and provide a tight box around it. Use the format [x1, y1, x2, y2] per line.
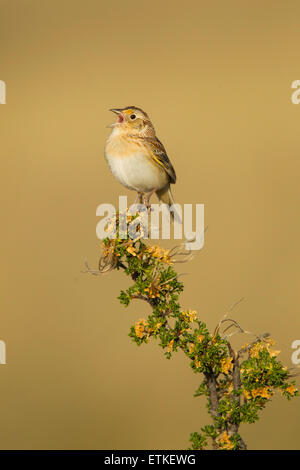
[143, 189, 156, 209]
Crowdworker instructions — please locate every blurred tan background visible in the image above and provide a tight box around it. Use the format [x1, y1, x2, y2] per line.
[0, 0, 300, 450]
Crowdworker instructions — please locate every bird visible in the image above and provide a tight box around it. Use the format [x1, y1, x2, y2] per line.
[104, 106, 178, 218]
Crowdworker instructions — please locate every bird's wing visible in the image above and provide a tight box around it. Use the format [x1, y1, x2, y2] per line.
[142, 136, 176, 184]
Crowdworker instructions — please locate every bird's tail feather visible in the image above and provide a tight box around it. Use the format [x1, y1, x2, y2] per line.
[156, 185, 182, 223]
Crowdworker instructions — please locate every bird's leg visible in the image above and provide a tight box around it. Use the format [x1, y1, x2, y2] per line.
[143, 189, 156, 209]
[134, 191, 144, 204]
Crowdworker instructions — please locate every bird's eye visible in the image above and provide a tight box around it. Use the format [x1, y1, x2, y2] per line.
[130, 114, 136, 120]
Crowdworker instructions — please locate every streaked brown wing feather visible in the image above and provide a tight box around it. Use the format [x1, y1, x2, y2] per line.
[143, 137, 176, 184]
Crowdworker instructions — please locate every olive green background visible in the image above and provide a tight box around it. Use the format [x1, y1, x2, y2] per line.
[1, 0, 299, 449]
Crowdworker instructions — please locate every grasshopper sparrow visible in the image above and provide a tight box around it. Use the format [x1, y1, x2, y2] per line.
[105, 106, 177, 213]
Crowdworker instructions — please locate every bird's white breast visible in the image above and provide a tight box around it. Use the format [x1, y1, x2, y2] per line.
[105, 134, 168, 193]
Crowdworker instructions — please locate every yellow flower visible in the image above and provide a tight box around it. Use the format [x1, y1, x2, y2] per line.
[182, 310, 197, 323]
[285, 385, 297, 396]
[102, 241, 115, 257]
[154, 322, 162, 332]
[264, 337, 275, 347]
[218, 431, 234, 450]
[126, 244, 137, 256]
[197, 335, 205, 343]
[134, 319, 148, 338]
[243, 389, 251, 400]
[251, 387, 271, 399]
[144, 286, 160, 298]
[167, 339, 174, 352]
[194, 356, 201, 368]
[269, 349, 281, 357]
[250, 339, 281, 359]
[147, 245, 172, 264]
[249, 342, 264, 358]
[189, 343, 195, 354]
[220, 357, 233, 375]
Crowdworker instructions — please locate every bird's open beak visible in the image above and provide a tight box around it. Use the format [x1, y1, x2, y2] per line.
[110, 108, 122, 114]
[108, 108, 124, 127]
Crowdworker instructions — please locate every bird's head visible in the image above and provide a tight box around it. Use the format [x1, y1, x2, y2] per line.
[108, 106, 154, 135]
